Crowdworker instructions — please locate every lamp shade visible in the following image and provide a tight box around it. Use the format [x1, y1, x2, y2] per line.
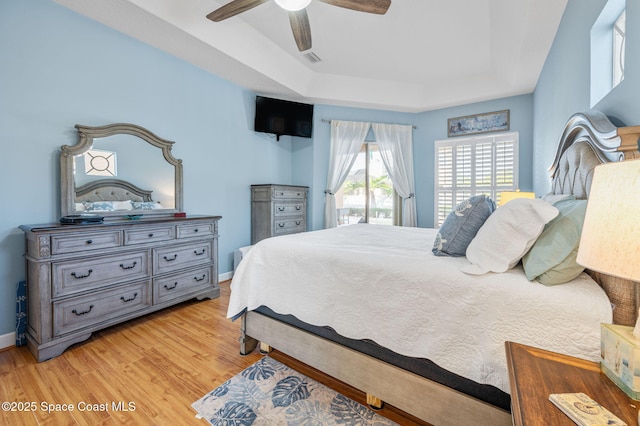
[498, 190, 535, 206]
[577, 159, 640, 281]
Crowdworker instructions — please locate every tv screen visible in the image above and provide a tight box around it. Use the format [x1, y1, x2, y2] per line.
[254, 96, 314, 139]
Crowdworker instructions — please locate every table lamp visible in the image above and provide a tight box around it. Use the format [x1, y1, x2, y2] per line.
[498, 190, 535, 207]
[576, 158, 640, 400]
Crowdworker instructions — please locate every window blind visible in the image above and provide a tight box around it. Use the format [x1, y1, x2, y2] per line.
[434, 132, 519, 226]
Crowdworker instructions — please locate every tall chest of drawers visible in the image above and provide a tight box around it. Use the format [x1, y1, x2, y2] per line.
[251, 184, 308, 244]
[19, 215, 220, 362]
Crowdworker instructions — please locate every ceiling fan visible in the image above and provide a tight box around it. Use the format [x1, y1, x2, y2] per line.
[206, 0, 391, 52]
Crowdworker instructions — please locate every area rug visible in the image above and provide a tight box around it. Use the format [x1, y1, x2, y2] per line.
[192, 356, 398, 425]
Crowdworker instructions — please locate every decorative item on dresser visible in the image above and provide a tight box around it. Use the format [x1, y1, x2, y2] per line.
[250, 184, 308, 244]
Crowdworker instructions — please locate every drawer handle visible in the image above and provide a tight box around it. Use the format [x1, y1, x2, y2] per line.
[193, 228, 199, 233]
[119, 261, 137, 270]
[120, 292, 138, 303]
[296, 221, 301, 225]
[71, 269, 93, 279]
[163, 254, 178, 262]
[164, 282, 178, 290]
[148, 233, 154, 238]
[278, 223, 285, 228]
[277, 207, 285, 212]
[193, 249, 206, 256]
[86, 240, 93, 245]
[72, 305, 94, 316]
[194, 274, 206, 282]
[295, 206, 301, 210]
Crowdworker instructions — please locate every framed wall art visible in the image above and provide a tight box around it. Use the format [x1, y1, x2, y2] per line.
[447, 110, 510, 137]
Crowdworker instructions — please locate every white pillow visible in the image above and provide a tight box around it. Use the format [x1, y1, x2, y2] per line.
[112, 200, 134, 211]
[462, 198, 559, 275]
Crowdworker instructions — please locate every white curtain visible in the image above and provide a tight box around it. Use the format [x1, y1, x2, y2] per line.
[324, 120, 371, 228]
[372, 123, 417, 227]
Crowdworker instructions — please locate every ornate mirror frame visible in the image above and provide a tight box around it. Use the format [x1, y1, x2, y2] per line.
[61, 123, 184, 219]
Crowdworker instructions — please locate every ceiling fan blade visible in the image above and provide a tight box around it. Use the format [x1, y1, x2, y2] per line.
[206, 0, 269, 22]
[318, 0, 390, 14]
[289, 9, 312, 51]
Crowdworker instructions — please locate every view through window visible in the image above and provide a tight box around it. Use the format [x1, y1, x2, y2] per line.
[336, 143, 394, 225]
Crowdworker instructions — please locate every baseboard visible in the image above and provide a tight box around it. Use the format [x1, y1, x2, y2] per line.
[0, 332, 16, 350]
[219, 271, 233, 282]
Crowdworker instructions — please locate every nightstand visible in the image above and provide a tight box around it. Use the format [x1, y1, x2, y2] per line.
[505, 341, 637, 425]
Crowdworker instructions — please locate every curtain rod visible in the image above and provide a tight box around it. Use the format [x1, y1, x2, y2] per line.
[320, 118, 416, 129]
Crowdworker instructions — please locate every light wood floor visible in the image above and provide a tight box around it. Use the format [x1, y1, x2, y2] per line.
[0, 281, 428, 425]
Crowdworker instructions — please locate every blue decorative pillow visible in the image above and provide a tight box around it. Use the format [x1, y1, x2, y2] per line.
[433, 195, 496, 256]
[83, 201, 113, 211]
[131, 201, 159, 210]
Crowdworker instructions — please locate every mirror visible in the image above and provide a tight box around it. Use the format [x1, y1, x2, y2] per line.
[61, 123, 183, 218]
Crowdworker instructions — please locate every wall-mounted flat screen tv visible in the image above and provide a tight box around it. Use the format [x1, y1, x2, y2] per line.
[254, 96, 314, 140]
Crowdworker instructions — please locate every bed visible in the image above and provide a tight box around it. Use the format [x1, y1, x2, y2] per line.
[74, 178, 163, 212]
[228, 111, 640, 426]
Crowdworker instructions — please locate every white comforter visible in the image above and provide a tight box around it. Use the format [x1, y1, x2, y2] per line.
[228, 224, 613, 393]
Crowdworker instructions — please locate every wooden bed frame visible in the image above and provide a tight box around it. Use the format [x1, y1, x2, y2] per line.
[238, 111, 640, 426]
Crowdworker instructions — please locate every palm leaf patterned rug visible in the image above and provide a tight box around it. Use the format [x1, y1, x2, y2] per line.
[192, 356, 398, 425]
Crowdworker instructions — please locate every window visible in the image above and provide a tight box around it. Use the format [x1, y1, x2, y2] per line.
[590, 0, 625, 107]
[434, 132, 519, 226]
[613, 10, 625, 87]
[337, 143, 395, 225]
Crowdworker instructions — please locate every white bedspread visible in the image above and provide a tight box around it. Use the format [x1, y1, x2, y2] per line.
[228, 224, 613, 393]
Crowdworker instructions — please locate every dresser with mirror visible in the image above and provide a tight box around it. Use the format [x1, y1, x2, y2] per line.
[20, 123, 220, 362]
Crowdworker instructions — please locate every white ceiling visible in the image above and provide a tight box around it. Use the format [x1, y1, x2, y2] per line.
[54, 0, 568, 112]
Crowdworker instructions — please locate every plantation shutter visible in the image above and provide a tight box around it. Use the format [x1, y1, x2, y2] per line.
[434, 132, 518, 227]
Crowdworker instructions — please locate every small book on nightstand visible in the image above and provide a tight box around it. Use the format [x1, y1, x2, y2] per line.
[549, 393, 627, 426]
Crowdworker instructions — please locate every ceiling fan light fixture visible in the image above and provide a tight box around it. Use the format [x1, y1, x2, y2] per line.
[274, 0, 312, 12]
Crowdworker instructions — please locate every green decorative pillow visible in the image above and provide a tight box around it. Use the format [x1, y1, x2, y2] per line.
[522, 198, 588, 285]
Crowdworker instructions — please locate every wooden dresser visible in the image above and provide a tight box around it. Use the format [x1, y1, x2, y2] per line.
[250, 184, 308, 244]
[20, 215, 220, 362]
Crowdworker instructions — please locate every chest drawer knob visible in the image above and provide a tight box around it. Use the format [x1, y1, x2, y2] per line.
[148, 233, 154, 238]
[119, 261, 138, 270]
[71, 269, 93, 279]
[296, 206, 301, 210]
[194, 274, 206, 282]
[278, 223, 285, 228]
[164, 282, 178, 290]
[72, 305, 94, 316]
[278, 207, 285, 212]
[163, 254, 178, 262]
[86, 240, 93, 245]
[120, 292, 138, 303]
[194, 249, 206, 256]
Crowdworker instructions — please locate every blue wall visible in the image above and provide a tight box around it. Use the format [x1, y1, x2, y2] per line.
[2, 0, 624, 341]
[0, 0, 295, 337]
[533, 0, 640, 194]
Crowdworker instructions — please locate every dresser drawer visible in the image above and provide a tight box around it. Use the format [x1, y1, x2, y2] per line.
[177, 223, 214, 239]
[53, 251, 150, 297]
[153, 266, 214, 304]
[51, 231, 122, 255]
[53, 280, 151, 336]
[272, 187, 307, 199]
[274, 203, 305, 217]
[124, 225, 175, 245]
[153, 241, 213, 274]
[274, 218, 305, 235]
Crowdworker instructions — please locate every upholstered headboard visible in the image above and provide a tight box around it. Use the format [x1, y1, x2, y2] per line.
[549, 111, 640, 325]
[75, 178, 154, 203]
